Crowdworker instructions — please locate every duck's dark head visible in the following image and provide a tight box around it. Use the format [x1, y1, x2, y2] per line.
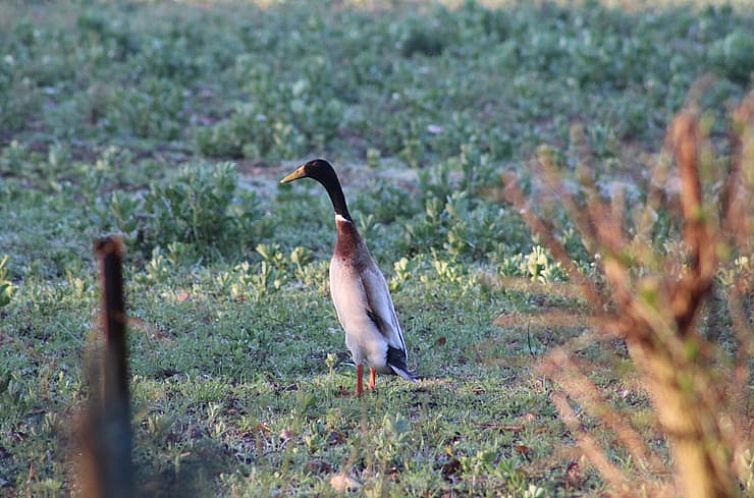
[280, 159, 352, 221]
[280, 159, 337, 186]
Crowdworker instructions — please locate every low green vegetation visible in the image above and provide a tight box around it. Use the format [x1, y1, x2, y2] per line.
[1, 0, 753, 496]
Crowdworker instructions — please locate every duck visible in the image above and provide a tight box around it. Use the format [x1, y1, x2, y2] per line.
[280, 159, 417, 396]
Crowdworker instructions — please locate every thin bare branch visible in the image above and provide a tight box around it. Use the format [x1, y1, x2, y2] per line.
[494, 310, 597, 330]
[543, 350, 666, 474]
[536, 148, 600, 253]
[724, 93, 754, 251]
[551, 392, 633, 492]
[482, 275, 585, 301]
[503, 174, 606, 311]
[669, 113, 717, 335]
[725, 288, 754, 460]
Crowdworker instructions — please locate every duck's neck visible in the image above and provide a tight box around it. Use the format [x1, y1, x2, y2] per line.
[335, 214, 362, 259]
[320, 177, 352, 221]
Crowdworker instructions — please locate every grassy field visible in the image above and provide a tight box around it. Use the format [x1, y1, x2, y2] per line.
[2, 1, 754, 496]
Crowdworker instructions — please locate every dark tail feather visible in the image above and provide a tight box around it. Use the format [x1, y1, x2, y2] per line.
[387, 346, 419, 383]
[389, 364, 419, 382]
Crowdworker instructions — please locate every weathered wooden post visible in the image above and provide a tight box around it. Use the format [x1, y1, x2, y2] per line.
[81, 237, 134, 498]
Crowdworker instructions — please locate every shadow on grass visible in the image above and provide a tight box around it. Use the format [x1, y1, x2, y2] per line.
[139, 440, 237, 498]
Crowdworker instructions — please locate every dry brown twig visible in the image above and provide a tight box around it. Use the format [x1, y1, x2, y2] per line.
[550, 392, 630, 491]
[503, 91, 754, 498]
[543, 349, 666, 475]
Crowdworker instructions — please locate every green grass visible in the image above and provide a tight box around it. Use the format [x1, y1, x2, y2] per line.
[1, 0, 753, 496]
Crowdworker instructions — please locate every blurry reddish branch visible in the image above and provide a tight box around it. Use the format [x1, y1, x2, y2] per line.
[504, 92, 754, 498]
[669, 114, 717, 335]
[78, 237, 134, 498]
[550, 392, 630, 493]
[542, 350, 666, 475]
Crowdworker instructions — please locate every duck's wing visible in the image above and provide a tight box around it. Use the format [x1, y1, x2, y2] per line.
[360, 263, 406, 354]
[360, 263, 416, 381]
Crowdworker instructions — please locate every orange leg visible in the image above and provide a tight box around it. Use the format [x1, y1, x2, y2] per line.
[356, 364, 364, 397]
[368, 368, 377, 390]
